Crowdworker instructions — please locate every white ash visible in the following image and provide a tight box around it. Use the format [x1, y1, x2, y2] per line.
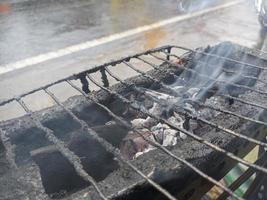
[168, 115, 187, 140]
[129, 89, 194, 159]
[131, 118, 153, 129]
[131, 109, 187, 159]
[126, 86, 224, 159]
[131, 102, 168, 129]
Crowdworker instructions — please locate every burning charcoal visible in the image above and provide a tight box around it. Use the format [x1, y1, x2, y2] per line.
[172, 58, 187, 66]
[120, 130, 152, 160]
[122, 119, 181, 160]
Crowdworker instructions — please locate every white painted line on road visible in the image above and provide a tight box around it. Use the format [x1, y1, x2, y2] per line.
[0, 0, 243, 75]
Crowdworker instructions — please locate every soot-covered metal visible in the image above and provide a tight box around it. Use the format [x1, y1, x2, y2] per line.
[1, 42, 267, 200]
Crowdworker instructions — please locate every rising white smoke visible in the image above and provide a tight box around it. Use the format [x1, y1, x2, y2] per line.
[178, 0, 221, 13]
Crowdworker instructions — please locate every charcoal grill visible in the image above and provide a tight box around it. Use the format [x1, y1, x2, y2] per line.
[1, 42, 267, 200]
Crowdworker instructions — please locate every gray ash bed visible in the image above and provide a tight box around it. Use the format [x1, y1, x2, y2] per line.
[1, 42, 267, 200]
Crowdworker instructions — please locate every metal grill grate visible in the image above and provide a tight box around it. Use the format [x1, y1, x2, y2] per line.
[1, 43, 267, 200]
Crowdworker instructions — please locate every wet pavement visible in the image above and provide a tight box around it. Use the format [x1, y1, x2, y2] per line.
[0, 0, 228, 65]
[0, 0, 267, 120]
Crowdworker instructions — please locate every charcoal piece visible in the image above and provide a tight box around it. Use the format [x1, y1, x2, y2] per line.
[120, 131, 151, 160]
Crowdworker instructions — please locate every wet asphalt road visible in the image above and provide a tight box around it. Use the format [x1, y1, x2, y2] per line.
[0, 0, 266, 120]
[0, 0, 227, 65]
[0, 0, 177, 64]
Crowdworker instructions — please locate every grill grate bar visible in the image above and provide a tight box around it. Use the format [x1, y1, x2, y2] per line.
[162, 52, 267, 86]
[0, 77, 73, 107]
[173, 46, 267, 71]
[150, 92, 267, 149]
[188, 99, 266, 126]
[125, 58, 267, 149]
[136, 57, 184, 84]
[100, 68, 110, 87]
[0, 46, 172, 108]
[70, 74, 243, 200]
[16, 98, 108, 200]
[64, 80, 179, 200]
[138, 55, 267, 102]
[217, 152, 267, 200]
[1, 44, 267, 199]
[105, 64, 267, 157]
[220, 94, 267, 110]
[78, 73, 91, 94]
[136, 57, 267, 113]
[121, 61, 179, 96]
[136, 56, 267, 121]
[150, 54, 267, 96]
[86, 74, 267, 176]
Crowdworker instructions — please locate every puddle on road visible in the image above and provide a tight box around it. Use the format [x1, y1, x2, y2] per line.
[108, 0, 167, 50]
[144, 27, 166, 50]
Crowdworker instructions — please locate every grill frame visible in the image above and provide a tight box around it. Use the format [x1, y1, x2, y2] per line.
[1, 43, 267, 200]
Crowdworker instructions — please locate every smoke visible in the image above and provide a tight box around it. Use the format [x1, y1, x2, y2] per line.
[255, 0, 263, 12]
[188, 42, 236, 101]
[170, 42, 262, 103]
[177, 0, 222, 13]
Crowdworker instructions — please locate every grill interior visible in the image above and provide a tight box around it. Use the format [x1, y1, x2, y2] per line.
[1, 42, 267, 200]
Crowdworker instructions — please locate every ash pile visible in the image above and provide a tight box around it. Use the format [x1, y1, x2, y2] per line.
[1, 42, 267, 200]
